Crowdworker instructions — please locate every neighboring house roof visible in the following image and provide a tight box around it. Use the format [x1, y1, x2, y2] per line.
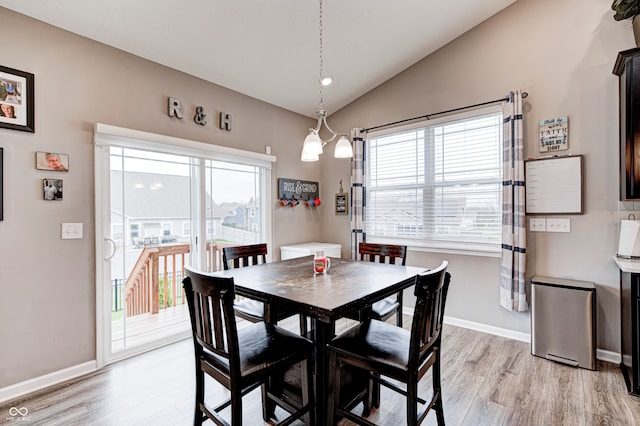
[373, 208, 423, 225]
[213, 202, 241, 218]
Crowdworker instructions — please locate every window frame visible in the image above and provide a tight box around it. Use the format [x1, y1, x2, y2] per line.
[365, 105, 503, 257]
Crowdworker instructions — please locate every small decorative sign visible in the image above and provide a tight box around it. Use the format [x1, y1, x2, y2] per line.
[335, 193, 348, 215]
[539, 116, 568, 152]
[278, 178, 319, 206]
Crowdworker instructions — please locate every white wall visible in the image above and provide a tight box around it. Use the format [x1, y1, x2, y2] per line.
[323, 0, 631, 352]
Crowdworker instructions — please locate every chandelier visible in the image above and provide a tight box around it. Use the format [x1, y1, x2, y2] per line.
[300, 0, 353, 162]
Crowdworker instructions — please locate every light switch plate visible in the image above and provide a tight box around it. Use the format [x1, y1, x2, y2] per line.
[62, 223, 83, 239]
[546, 218, 570, 233]
[529, 218, 546, 232]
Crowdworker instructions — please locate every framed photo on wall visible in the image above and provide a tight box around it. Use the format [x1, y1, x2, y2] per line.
[36, 151, 69, 172]
[43, 178, 63, 201]
[0, 65, 35, 133]
[335, 192, 348, 215]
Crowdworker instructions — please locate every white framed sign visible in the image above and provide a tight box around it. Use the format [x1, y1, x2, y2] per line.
[539, 116, 568, 153]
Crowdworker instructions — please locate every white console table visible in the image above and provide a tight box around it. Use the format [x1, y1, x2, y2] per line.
[280, 242, 342, 260]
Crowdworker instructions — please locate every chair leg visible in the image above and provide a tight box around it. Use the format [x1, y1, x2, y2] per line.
[395, 309, 403, 327]
[371, 373, 381, 408]
[407, 380, 418, 426]
[261, 381, 277, 422]
[433, 350, 445, 425]
[361, 374, 373, 417]
[231, 388, 243, 426]
[299, 315, 308, 335]
[435, 397, 445, 426]
[396, 292, 403, 327]
[195, 368, 205, 426]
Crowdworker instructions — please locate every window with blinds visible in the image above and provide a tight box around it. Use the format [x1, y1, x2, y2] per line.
[366, 107, 503, 250]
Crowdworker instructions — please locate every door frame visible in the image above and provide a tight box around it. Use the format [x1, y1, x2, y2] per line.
[94, 123, 276, 367]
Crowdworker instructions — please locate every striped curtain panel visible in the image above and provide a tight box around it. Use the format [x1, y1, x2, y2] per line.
[500, 91, 528, 312]
[350, 128, 366, 260]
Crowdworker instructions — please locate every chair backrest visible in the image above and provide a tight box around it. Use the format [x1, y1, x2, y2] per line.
[222, 243, 268, 270]
[358, 242, 407, 266]
[183, 266, 241, 379]
[409, 261, 450, 366]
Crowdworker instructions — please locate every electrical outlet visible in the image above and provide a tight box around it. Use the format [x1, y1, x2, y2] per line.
[529, 218, 546, 232]
[546, 218, 570, 233]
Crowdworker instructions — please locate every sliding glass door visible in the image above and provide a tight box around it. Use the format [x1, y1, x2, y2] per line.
[107, 147, 193, 357]
[95, 125, 274, 365]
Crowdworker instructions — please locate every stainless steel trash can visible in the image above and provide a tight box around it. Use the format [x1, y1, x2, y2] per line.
[531, 275, 596, 370]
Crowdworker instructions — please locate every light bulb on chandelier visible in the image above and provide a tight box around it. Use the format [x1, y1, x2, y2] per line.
[300, 0, 353, 162]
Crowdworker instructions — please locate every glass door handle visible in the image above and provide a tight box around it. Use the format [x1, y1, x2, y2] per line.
[104, 238, 117, 261]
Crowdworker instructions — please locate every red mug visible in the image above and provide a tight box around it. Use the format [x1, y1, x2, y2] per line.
[313, 251, 331, 274]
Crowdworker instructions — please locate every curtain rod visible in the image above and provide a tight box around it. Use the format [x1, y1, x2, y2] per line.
[361, 92, 529, 133]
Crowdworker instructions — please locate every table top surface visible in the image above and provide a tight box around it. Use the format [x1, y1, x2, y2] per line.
[213, 256, 426, 321]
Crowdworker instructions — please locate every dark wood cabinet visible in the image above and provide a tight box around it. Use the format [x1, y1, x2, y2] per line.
[614, 48, 640, 200]
[620, 270, 640, 396]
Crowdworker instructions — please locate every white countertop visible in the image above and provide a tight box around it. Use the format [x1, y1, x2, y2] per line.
[614, 256, 640, 273]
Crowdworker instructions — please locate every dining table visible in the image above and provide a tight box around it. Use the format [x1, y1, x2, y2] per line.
[213, 255, 426, 426]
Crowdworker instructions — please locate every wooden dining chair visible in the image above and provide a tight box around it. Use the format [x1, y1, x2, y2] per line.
[183, 266, 314, 426]
[223, 243, 308, 334]
[358, 242, 408, 326]
[222, 243, 269, 323]
[326, 260, 450, 426]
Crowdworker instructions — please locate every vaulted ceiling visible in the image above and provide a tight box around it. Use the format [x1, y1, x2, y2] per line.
[0, 0, 518, 117]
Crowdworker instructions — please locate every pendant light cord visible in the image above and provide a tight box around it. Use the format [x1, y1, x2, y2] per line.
[318, 0, 325, 110]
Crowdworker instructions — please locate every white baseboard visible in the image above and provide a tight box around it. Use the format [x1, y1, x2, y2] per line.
[442, 314, 531, 343]
[596, 349, 621, 364]
[0, 361, 97, 405]
[402, 308, 620, 365]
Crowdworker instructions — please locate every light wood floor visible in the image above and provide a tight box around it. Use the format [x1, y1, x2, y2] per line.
[2, 318, 640, 425]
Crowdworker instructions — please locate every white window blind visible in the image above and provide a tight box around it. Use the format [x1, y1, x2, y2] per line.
[366, 108, 503, 249]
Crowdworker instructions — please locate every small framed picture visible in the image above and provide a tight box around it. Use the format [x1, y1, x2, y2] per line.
[335, 193, 348, 215]
[0, 65, 34, 132]
[43, 178, 63, 201]
[36, 152, 69, 172]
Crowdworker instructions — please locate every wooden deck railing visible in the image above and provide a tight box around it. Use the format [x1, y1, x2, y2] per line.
[124, 242, 237, 317]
